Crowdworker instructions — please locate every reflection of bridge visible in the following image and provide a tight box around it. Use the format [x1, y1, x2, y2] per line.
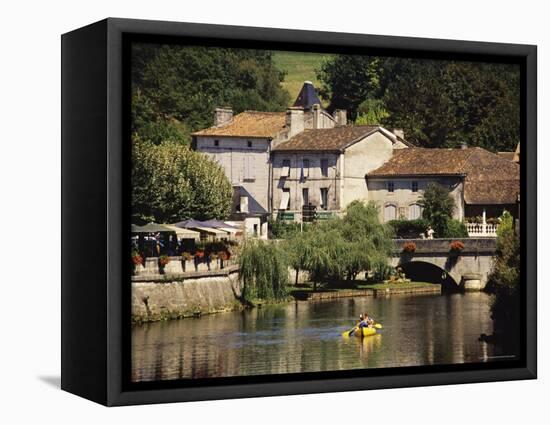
[390, 238, 497, 291]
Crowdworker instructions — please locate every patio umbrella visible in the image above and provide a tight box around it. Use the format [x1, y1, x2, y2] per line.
[172, 219, 208, 229]
[201, 219, 239, 229]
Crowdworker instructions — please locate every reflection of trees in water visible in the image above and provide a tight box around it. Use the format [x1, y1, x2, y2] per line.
[131, 294, 498, 382]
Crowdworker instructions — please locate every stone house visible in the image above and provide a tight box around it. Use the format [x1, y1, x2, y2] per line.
[366, 147, 520, 235]
[192, 81, 346, 236]
[192, 80, 519, 238]
[271, 126, 409, 221]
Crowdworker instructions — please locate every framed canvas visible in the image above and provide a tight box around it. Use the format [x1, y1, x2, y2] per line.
[61, 18, 537, 406]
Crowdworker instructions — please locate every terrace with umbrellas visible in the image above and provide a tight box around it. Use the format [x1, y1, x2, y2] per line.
[131, 219, 243, 277]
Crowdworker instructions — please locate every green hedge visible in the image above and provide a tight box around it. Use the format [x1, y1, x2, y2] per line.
[444, 219, 469, 238]
[388, 219, 429, 239]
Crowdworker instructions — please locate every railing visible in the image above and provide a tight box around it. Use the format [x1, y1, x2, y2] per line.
[466, 222, 498, 237]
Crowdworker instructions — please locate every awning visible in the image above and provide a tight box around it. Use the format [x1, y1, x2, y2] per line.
[162, 224, 201, 240]
[131, 223, 174, 233]
[279, 190, 290, 210]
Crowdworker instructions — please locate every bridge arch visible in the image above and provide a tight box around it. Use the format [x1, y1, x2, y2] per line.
[397, 260, 459, 290]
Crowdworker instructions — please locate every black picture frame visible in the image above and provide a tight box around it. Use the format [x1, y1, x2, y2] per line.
[61, 17, 537, 406]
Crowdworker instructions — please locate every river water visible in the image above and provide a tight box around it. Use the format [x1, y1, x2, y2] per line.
[132, 292, 512, 382]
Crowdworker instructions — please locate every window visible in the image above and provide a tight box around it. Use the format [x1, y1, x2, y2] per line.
[280, 189, 291, 210]
[302, 188, 309, 206]
[412, 181, 418, 192]
[321, 159, 329, 177]
[239, 196, 249, 213]
[384, 204, 397, 222]
[244, 156, 255, 180]
[214, 139, 219, 147]
[302, 159, 310, 179]
[409, 204, 421, 220]
[281, 159, 291, 177]
[253, 224, 258, 236]
[387, 181, 395, 193]
[247, 140, 252, 148]
[320, 188, 329, 210]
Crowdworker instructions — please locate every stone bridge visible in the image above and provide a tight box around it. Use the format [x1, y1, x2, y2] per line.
[390, 238, 497, 291]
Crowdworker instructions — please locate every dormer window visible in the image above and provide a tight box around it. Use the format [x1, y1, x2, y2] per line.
[247, 140, 252, 148]
[412, 181, 418, 192]
[214, 139, 219, 147]
[387, 182, 395, 193]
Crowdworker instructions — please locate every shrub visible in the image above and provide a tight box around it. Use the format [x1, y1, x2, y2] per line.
[388, 218, 429, 239]
[444, 219, 469, 238]
[402, 242, 417, 253]
[268, 219, 302, 239]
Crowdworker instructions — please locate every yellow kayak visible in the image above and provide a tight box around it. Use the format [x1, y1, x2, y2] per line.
[342, 324, 381, 338]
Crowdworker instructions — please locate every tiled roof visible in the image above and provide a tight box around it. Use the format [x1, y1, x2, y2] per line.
[497, 151, 515, 161]
[272, 126, 380, 152]
[368, 147, 520, 205]
[192, 111, 286, 138]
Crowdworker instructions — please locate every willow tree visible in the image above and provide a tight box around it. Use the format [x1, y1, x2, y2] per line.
[286, 201, 394, 287]
[131, 140, 233, 223]
[239, 239, 289, 301]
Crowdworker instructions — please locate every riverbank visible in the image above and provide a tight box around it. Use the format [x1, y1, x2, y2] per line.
[131, 266, 243, 324]
[132, 270, 441, 324]
[290, 282, 441, 300]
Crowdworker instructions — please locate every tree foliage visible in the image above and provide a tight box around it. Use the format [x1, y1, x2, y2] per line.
[486, 213, 520, 341]
[131, 44, 290, 145]
[418, 183, 456, 238]
[285, 201, 395, 287]
[317, 55, 520, 151]
[239, 239, 289, 301]
[131, 140, 233, 224]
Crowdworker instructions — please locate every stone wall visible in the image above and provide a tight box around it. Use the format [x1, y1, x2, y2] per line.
[134, 256, 237, 277]
[132, 268, 242, 323]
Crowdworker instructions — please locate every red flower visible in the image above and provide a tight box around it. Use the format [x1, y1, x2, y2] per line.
[132, 254, 143, 266]
[449, 241, 465, 252]
[402, 242, 417, 253]
[158, 255, 170, 266]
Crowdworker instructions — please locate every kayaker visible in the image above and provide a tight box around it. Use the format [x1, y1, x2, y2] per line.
[360, 312, 375, 328]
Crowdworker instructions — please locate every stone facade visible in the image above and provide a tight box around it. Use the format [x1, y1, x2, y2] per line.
[194, 136, 272, 215]
[367, 176, 465, 223]
[271, 130, 408, 220]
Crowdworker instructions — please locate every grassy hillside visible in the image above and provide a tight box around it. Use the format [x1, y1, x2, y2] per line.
[272, 51, 333, 105]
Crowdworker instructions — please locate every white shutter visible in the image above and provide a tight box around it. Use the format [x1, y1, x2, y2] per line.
[279, 190, 290, 210]
[244, 156, 255, 180]
[240, 196, 249, 213]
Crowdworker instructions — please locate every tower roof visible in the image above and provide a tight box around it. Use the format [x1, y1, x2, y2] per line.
[293, 81, 323, 109]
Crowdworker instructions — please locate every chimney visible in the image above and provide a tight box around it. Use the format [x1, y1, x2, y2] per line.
[393, 128, 405, 139]
[214, 107, 233, 126]
[333, 109, 347, 126]
[286, 107, 304, 138]
[312, 104, 321, 129]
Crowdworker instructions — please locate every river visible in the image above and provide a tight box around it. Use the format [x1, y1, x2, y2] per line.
[131, 292, 514, 382]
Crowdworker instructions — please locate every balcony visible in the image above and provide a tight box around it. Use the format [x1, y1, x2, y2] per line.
[465, 222, 498, 237]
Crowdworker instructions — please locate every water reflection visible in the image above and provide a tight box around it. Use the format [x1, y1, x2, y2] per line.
[132, 293, 509, 382]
